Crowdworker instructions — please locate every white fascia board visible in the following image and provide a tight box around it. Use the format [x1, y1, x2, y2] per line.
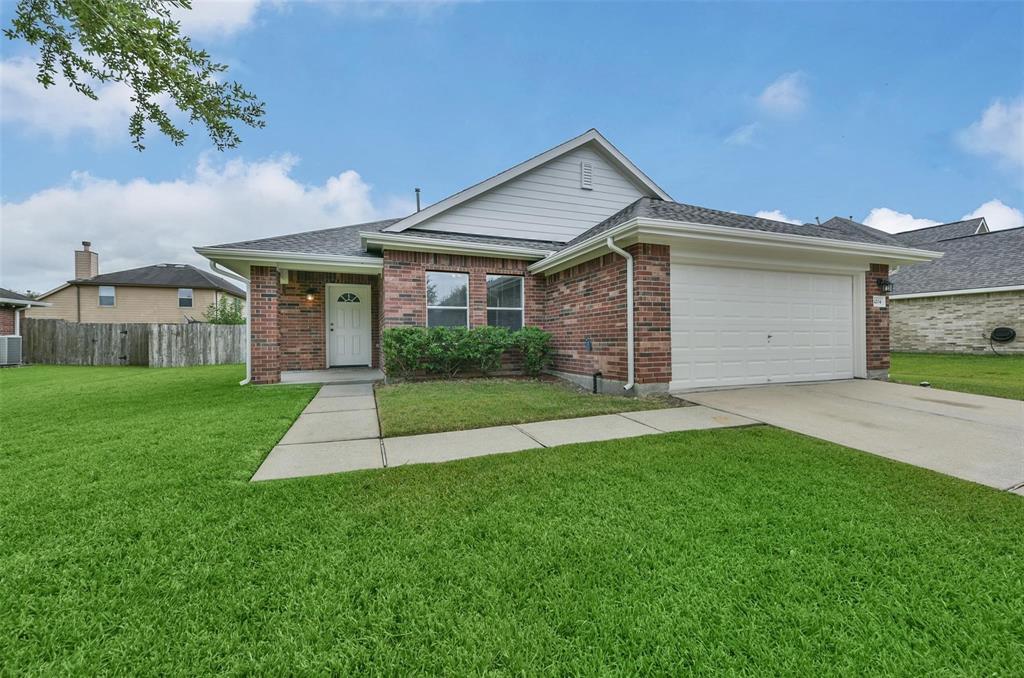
[891, 285, 1024, 300]
[0, 297, 51, 307]
[194, 247, 384, 277]
[361, 232, 552, 260]
[529, 217, 944, 274]
[383, 129, 672, 234]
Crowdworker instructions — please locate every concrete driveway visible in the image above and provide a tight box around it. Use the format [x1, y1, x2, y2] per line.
[684, 380, 1024, 493]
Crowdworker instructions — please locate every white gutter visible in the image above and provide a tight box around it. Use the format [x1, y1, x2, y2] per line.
[890, 284, 1024, 300]
[0, 297, 51, 307]
[194, 247, 384, 273]
[360, 231, 553, 260]
[605, 236, 634, 392]
[209, 261, 252, 386]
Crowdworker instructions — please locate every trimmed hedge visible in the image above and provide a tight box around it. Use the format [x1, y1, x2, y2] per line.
[382, 326, 552, 380]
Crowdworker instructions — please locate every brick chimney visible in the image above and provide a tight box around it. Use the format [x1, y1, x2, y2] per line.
[75, 241, 99, 280]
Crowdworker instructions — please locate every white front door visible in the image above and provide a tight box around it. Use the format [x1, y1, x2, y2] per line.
[670, 262, 855, 391]
[327, 284, 371, 367]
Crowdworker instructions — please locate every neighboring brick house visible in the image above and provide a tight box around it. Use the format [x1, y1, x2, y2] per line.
[0, 288, 50, 336]
[196, 129, 939, 390]
[28, 242, 246, 325]
[890, 223, 1023, 354]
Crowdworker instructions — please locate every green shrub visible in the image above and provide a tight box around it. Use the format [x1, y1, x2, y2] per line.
[203, 296, 245, 324]
[381, 325, 551, 379]
[381, 327, 428, 378]
[513, 326, 552, 376]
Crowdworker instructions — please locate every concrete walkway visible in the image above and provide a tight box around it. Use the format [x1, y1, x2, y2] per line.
[252, 391, 757, 481]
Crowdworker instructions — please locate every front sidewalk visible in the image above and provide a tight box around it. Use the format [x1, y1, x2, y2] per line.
[251, 385, 758, 481]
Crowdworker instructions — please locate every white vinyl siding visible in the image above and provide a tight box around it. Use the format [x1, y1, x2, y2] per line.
[411, 146, 646, 243]
[670, 261, 855, 391]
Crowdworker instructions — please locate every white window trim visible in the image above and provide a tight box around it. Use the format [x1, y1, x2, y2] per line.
[178, 288, 194, 308]
[486, 274, 525, 329]
[98, 285, 116, 307]
[425, 271, 469, 328]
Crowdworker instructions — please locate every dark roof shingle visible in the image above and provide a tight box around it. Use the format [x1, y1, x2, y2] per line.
[890, 218, 987, 247]
[890, 227, 1024, 295]
[74, 264, 245, 297]
[0, 288, 37, 303]
[205, 218, 401, 257]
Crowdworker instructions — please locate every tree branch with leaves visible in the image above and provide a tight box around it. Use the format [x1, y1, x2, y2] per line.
[4, 0, 265, 150]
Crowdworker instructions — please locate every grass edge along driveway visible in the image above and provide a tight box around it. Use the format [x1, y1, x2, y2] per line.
[889, 352, 1024, 400]
[2, 365, 1022, 675]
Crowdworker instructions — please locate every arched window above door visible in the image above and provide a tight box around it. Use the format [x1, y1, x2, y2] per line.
[337, 292, 360, 303]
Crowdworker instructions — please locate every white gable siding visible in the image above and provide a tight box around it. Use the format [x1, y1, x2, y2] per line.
[411, 146, 647, 243]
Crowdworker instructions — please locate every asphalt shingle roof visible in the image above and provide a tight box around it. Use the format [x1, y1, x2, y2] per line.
[890, 218, 987, 247]
[564, 198, 907, 248]
[0, 288, 37, 303]
[207, 218, 401, 257]
[889, 227, 1024, 295]
[74, 265, 246, 297]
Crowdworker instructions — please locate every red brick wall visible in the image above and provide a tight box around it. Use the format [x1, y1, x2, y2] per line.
[279, 271, 380, 371]
[543, 244, 671, 385]
[866, 263, 891, 374]
[249, 266, 280, 384]
[381, 250, 544, 329]
[0, 307, 16, 335]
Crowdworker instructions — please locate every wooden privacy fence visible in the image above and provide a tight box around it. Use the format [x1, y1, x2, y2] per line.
[23, 319, 245, 367]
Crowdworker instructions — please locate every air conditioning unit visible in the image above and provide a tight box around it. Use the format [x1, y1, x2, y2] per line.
[0, 336, 23, 366]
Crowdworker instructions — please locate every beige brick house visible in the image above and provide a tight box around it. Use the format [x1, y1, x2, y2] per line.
[28, 242, 246, 325]
[196, 129, 941, 389]
[890, 223, 1023, 354]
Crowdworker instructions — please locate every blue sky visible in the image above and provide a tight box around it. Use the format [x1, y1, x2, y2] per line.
[2, 1, 1022, 292]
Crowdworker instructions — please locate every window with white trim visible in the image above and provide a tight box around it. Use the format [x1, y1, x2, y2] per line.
[426, 271, 468, 327]
[98, 286, 115, 307]
[486, 274, 523, 330]
[178, 288, 194, 308]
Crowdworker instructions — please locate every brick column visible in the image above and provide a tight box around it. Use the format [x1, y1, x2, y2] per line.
[249, 266, 280, 384]
[630, 243, 672, 387]
[866, 263, 891, 379]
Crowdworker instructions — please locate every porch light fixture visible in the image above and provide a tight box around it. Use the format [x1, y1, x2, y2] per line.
[305, 287, 317, 301]
[875, 277, 894, 295]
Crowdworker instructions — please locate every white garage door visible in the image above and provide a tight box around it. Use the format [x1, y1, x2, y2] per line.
[670, 262, 855, 391]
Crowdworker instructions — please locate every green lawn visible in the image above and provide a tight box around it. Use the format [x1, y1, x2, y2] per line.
[375, 377, 673, 437]
[890, 352, 1024, 400]
[2, 366, 1022, 674]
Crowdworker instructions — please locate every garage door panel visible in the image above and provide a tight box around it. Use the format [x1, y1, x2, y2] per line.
[671, 261, 855, 390]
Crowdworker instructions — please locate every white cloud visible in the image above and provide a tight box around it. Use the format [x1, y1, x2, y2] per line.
[862, 208, 941, 234]
[725, 122, 759, 146]
[0, 57, 135, 143]
[757, 72, 808, 117]
[0, 155, 414, 293]
[956, 98, 1024, 167]
[172, 0, 267, 38]
[755, 209, 801, 225]
[961, 199, 1024, 230]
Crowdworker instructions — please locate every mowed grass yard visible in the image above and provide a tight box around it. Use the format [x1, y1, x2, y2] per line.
[2, 366, 1022, 674]
[890, 352, 1024, 400]
[376, 378, 673, 437]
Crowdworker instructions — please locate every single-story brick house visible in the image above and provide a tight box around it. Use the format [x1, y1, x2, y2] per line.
[890, 222, 1023, 354]
[0, 288, 50, 337]
[196, 130, 940, 392]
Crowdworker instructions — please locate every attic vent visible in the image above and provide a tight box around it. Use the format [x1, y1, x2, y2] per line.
[580, 161, 594, 190]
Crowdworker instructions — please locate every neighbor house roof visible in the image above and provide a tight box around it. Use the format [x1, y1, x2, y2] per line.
[564, 198, 907, 248]
[0, 288, 50, 307]
[890, 227, 1024, 296]
[890, 218, 988, 247]
[69, 264, 246, 297]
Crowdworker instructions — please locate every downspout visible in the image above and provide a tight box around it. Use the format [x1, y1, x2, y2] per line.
[209, 261, 252, 386]
[605, 237, 634, 391]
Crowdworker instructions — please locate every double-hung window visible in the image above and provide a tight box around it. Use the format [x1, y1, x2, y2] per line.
[98, 286, 115, 307]
[178, 288, 194, 308]
[486, 275, 524, 330]
[426, 271, 468, 327]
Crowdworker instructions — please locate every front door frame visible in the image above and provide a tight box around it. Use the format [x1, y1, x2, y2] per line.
[324, 282, 372, 368]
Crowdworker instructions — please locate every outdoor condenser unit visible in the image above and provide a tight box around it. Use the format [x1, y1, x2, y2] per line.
[0, 336, 22, 366]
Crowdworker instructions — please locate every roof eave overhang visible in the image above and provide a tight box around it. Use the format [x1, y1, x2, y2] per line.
[529, 217, 944, 275]
[0, 297, 51, 308]
[194, 247, 384, 278]
[361, 232, 553, 260]
[383, 129, 672, 234]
